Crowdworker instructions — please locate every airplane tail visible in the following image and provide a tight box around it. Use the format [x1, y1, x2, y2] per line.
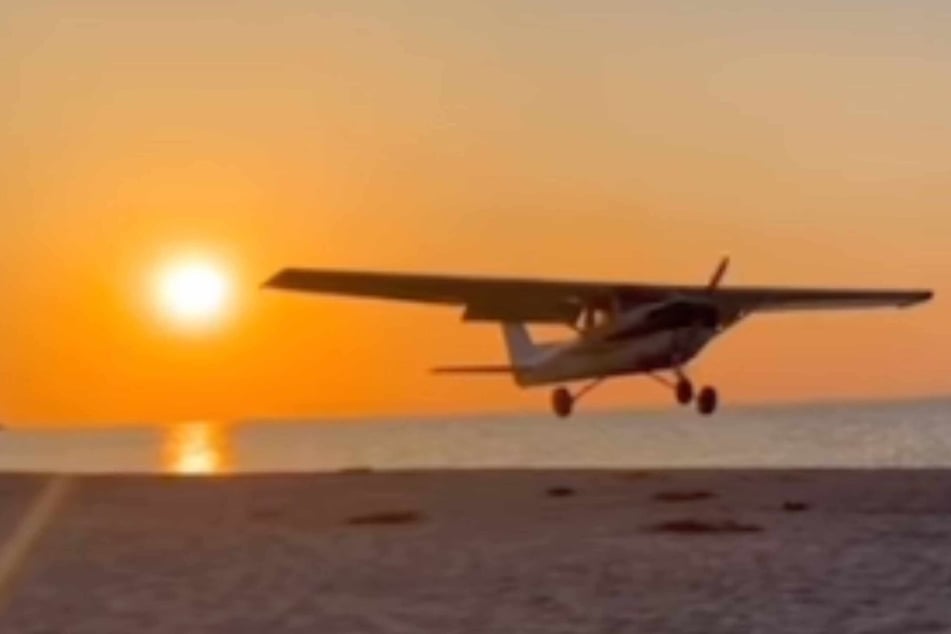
[500, 322, 543, 373]
[431, 323, 542, 386]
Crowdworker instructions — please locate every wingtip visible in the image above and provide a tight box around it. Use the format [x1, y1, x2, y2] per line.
[260, 269, 291, 290]
[902, 289, 934, 307]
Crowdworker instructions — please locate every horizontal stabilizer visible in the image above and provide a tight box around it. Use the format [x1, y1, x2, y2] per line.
[431, 365, 518, 374]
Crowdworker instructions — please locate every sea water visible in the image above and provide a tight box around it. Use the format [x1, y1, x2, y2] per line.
[0, 398, 947, 474]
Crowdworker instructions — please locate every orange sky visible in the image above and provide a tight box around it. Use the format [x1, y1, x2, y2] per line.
[0, 1, 947, 424]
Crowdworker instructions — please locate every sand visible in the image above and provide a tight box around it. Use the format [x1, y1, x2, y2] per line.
[0, 469, 949, 633]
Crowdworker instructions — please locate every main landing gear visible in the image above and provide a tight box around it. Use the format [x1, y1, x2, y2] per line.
[551, 387, 574, 418]
[549, 373, 720, 418]
[670, 374, 718, 416]
[550, 377, 606, 419]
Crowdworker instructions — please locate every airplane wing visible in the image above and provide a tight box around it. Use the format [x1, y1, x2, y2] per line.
[263, 268, 932, 323]
[687, 287, 933, 314]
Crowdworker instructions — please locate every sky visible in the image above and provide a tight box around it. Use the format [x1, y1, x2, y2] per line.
[1, 0, 948, 424]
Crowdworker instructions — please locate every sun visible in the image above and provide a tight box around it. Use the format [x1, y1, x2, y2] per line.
[155, 257, 233, 330]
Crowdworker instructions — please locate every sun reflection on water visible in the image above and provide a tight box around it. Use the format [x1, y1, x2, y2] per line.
[163, 421, 233, 475]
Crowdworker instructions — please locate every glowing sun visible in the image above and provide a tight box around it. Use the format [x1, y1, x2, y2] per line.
[155, 258, 233, 329]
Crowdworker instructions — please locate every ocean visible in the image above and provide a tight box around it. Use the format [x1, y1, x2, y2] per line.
[0, 398, 948, 474]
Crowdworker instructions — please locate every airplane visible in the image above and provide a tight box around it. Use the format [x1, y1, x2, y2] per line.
[262, 259, 932, 417]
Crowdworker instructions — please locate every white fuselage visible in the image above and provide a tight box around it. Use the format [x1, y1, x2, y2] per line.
[513, 300, 730, 387]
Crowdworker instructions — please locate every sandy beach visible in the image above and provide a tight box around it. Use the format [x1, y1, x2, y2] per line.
[0, 468, 948, 633]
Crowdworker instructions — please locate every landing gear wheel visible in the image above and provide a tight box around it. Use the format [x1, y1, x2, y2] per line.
[551, 387, 574, 418]
[697, 386, 718, 416]
[675, 379, 694, 405]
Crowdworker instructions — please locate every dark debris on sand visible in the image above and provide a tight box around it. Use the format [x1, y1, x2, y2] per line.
[782, 501, 811, 512]
[346, 510, 424, 526]
[652, 490, 716, 503]
[648, 518, 763, 534]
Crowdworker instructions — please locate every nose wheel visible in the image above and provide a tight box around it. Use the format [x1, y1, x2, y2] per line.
[697, 386, 718, 415]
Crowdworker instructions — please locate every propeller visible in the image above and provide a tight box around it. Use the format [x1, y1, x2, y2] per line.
[706, 256, 730, 292]
[679, 256, 730, 360]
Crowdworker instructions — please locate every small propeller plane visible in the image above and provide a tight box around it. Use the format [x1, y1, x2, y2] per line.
[263, 259, 932, 417]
